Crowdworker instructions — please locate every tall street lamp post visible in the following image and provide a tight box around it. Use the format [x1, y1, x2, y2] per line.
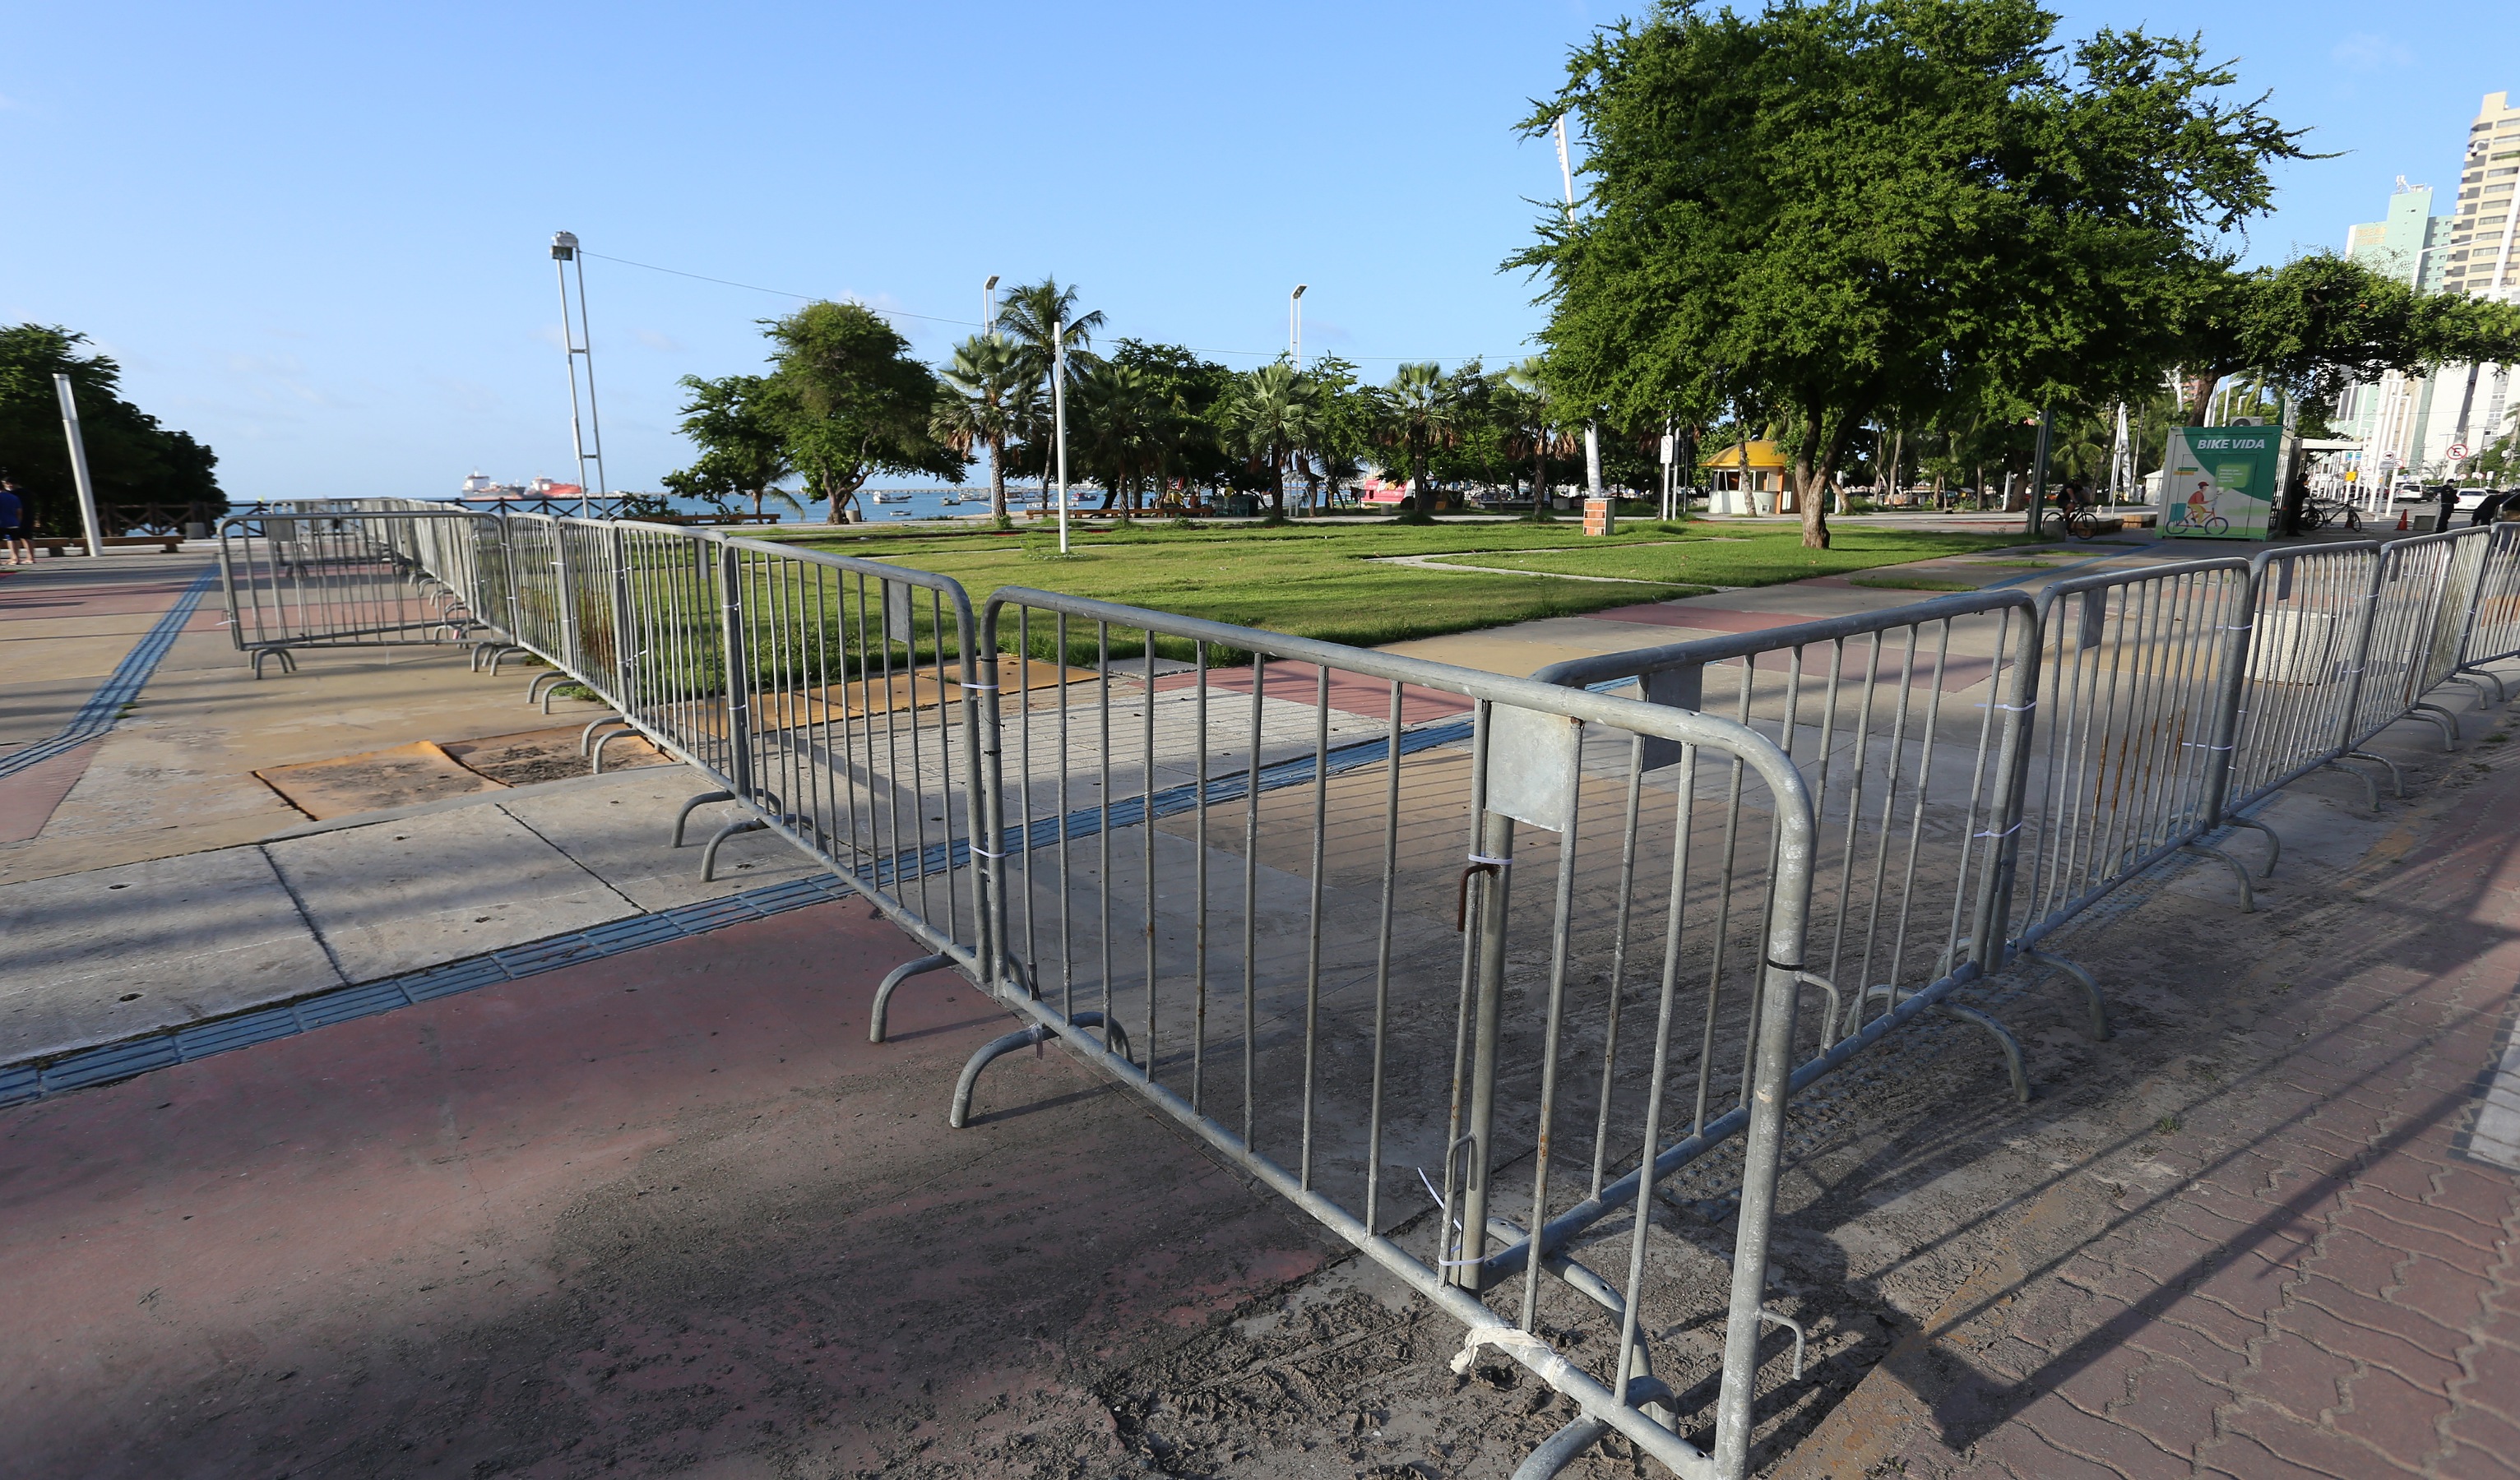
[1290, 284, 1307, 370]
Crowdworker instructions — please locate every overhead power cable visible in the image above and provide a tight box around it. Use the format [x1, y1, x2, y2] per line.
[579, 248, 1503, 364]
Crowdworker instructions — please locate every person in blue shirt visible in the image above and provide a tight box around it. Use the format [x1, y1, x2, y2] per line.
[0, 478, 30, 566]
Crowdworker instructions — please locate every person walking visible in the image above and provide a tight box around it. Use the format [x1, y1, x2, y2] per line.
[0, 478, 31, 566]
[2437, 480, 2459, 534]
[2280, 469, 2310, 537]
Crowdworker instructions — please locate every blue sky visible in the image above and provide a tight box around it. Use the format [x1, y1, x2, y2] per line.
[2, 1, 2512, 500]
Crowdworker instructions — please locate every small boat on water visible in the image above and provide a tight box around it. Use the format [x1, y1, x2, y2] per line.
[870, 492, 909, 505]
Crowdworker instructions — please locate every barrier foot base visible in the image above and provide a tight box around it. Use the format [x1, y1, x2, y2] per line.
[1865, 984, 2033, 1099]
[1939, 1001, 2032, 1103]
[2224, 816, 2281, 877]
[2331, 753, 2397, 807]
[2411, 701, 2461, 749]
[580, 715, 628, 756]
[526, 671, 567, 709]
[951, 1011, 1130, 1128]
[591, 727, 642, 775]
[671, 790, 734, 847]
[1511, 1376, 1682, 1480]
[1512, 1417, 1614, 1480]
[248, 648, 298, 680]
[2181, 843, 2257, 913]
[2023, 948, 2110, 1041]
[869, 953, 958, 1043]
[2454, 664, 2509, 705]
[701, 818, 767, 881]
[2446, 673, 2499, 708]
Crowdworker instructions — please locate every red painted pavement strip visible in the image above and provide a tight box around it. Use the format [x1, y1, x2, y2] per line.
[1778, 760, 2520, 1479]
[0, 738, 102, 843]
[0, 902, 1331, 1477]
[1152, 661, 1475, 724]
[0, 569, 214, 622]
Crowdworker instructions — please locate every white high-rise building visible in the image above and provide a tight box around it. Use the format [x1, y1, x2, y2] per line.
[2332, 92, 2517, 483]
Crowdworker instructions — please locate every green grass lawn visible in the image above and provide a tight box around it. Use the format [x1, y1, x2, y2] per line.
[1418, 528, 2034, 586]
[783, 519, 2034, 651]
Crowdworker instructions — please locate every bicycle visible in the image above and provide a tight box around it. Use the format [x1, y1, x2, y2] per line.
[2041, 503, 2104, 541]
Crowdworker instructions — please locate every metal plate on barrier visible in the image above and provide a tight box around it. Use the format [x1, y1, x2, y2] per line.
[1485, 704, 1581, 830]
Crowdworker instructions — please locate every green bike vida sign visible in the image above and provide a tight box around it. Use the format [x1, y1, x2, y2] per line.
[2161, 426, 2277, 540]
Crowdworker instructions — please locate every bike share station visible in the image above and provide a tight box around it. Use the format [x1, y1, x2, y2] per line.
[2160, 423, 2280, 540]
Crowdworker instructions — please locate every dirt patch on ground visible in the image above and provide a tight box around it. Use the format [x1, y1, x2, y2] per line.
[442, 724, 669, 786]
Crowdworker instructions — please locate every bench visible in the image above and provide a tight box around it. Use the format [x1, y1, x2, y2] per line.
[37, 535, 187, 556]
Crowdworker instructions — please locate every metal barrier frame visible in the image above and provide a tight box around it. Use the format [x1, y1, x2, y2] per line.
[974, 586, 1818, 1480]
[215, 508, 503, 677]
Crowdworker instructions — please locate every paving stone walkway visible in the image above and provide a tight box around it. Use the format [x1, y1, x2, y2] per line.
[1780, 746, 2520, 1480]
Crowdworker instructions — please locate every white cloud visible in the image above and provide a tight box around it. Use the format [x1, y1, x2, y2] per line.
[2330, 33, 2414, 72]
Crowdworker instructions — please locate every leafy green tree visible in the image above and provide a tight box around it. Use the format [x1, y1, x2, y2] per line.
[1297, 356, 1373, 509]
[760, 302, 961, 523]
[1517, 0, 2311, 548]
[1112, 340, 1237, 501]
[931, 335, 1036, 522]
[2167, 254, 2520, 425]
[1070, 358, 1174, 511]
[665, 373, 794, 519]
[0, 324, 223, 533]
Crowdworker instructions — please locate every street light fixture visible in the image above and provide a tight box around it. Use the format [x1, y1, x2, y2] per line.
[1553, 119, 1605, 503]
[550, 231, 606, 518]
[1290, 284, 1308, 371]
[984, 275, 1000, 340]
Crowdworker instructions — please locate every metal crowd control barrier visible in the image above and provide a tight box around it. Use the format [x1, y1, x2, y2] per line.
[706, 536, 994, 981]
[2009, 560, 2263, 960]
[2458, 523, 2520, 693]
[2342, 528, 2488, 774]
[944, 587, 1818, 1480]
[215, 508, 499, 677]
[1528, 592, 2064, 1109]
[2227, 542, 2385, 815]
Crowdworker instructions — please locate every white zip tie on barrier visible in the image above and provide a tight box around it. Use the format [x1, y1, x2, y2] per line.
[2181, 742, 2235, 750]
[1450, 1325, 1558, 1376]
[1466, 853, 1512, 867]
[1975, 701, 2036, 711]
[970, 844, 1005, 859]
[1415, 1168, 1483, 1267]
[1973, 821, 2024, 839]
[962, 682, 998, 690]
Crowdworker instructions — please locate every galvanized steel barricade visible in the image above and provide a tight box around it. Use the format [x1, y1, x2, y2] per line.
[2009, 559, 2261, 956]
[952, 586, 1818, 1480]
[709, 537, 995, 980]
[2455, 522, 2520, 691]
[2342, 526, 2490, 764]
[215, 507, 500, 677]
[1527, 592, 2059, 1111]
[2224, 541, 2386, 816]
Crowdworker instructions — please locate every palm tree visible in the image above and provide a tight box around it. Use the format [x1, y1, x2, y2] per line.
[1217, 363, 1317, 517]
[1502, 358, 1573, 518]
[931, 335, 1035, 523]
[1071, 359, 1167, 511]
[994, 278, 1105, 506]
[1372, 362, 1460, 520]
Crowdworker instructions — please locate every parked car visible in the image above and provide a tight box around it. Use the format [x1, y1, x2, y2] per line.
[2457, 487, 2494, 512]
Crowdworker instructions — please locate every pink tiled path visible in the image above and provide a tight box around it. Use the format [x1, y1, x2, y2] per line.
[1783, 764, 2520, 1478]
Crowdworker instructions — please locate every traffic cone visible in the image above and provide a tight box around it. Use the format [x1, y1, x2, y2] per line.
[2396, 509, 2409, 531]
